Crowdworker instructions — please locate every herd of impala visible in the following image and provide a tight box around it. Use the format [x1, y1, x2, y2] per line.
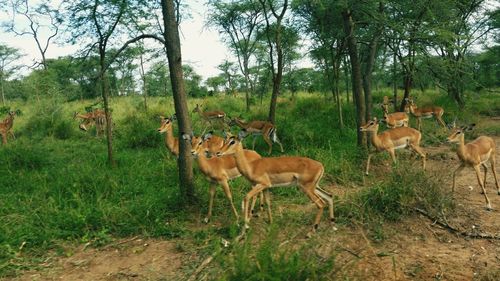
[1, 96, 498, 236]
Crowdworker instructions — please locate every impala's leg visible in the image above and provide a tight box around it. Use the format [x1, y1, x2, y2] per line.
[263, 133, 273, 155]
[480, 163, 488, 194]
[437, 113, 446, 127]
[8, 131, 15, 139]
[204, 183, 217, 223]
[303, 185, 325, 236]
[264, 190, 272, 223]
[490, 158, 500, 195]
[388, 148, 397, 167]
[252, 135, 257, 150]
[409, 143, 426, 171]
[1, 132, 6, 144]
[474, 165, 492, 210]
[220, 180, 239, 222]
[365, 153, 373, 175]
[417, 118, 422, 131]
[273, 133, 284, 153]
[315, 187, 334, 223]
[452, 164, 465, 193]
[243, 184, 267, 229]
[249, 191, 264, 218]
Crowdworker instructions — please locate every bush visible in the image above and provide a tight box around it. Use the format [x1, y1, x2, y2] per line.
[116, 112, 163, 149]
[219, 228, 336, 281]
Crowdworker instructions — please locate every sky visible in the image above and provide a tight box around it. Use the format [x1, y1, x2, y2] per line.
[0, 0, 311, 80]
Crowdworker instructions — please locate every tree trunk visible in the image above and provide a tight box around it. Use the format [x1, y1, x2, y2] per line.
[161, 0, 196, 203]
[344, 57, 350, 104]
[342, 10, 366, 147]
[400, 71, 412, 111]
[139, 53, 148, 111]
[362, 33, 381, 126]
[99, 51, 115, 166]
[392, 48, 398, 111]
[0, 75, 5, 106]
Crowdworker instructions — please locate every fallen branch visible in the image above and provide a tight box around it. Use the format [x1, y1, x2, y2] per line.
[414, 208, 500, 240]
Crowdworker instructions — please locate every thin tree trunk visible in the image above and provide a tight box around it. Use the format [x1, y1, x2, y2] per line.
[139, 53, 148, 111]
[0, 76, 5, 106]
[342, 9, 366, 147]
[99, 51, 115, 166]
[161, 0, 196, 203]
[392, 48, 398, 111]
[344, 57, 350, 104]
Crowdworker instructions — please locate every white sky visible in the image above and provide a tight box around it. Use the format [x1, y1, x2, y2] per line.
[0, 0, 311, 80]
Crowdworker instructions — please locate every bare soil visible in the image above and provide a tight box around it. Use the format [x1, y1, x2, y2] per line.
[11, 137, 500, 281]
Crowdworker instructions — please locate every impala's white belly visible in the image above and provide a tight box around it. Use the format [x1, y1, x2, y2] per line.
[421, 115, 433, 119]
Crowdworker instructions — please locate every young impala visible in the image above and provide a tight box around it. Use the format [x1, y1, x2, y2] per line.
[381, 105, 409, 128]
[0, 111, 16, 145]
[192, 103, 226, 129]
[447, 124, 499, 210]
[404, 98, 446, 131]
[228, 117, 284, 154]
[360, 117, 426, 175]
[74, 109, 106, 137]
[216, 130, 334, 237]
[157, 115, 225, 157]
[189, 133, 263, 223]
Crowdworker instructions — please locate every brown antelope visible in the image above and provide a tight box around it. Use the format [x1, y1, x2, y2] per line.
[0, 111, 16, 145]
[74, 109, 106, 137]
[189, 133, 263, 223]
[404, 99, 446, 131]
[447, 124, 499, 210]
[216, 130, 334, 237]
[157, 115, 179, 157]
[360, 117, 426, 175]
[192, 103, 226, 129]
[229, 117, 284, 154]
[381, 110, 409, 128]
[157, 116, 225, 157]
[381, 95, 391, 114]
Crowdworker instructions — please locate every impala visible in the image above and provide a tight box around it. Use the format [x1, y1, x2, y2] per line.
[381, 110, 409, 129]
[0, 111, 16, 145]
[74, 109, 106, 137]
[189, 133, 263, 223]
[228, 117, 284, 154]
[216, 130, 334, 237]
[192, 103, 226, 129]
[404, 99, 446, 131]
[157, 116, 225, 157]
[447, 124, 499, 210]
[360, 117, 426, 175]
[157, 115, 179, 156]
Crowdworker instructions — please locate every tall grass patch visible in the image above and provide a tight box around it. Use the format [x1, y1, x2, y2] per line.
[217, 228, 337, 281]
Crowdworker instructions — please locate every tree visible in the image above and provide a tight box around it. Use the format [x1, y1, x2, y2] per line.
[258, 0, 289, 124]
[293, 0, 346, 128]
[207, 0, 263, 111]
[342, 8, 366, 146]
[64, 0, 164, 165]
[2, 0, 61, 70]
[0, 44, 22, 106]
[217, 60, 238, 96]
[206, 75, 226, 94]
[160, 0, 196, 202]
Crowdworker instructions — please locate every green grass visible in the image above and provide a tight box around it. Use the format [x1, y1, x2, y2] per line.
[0, 88, 498, 277]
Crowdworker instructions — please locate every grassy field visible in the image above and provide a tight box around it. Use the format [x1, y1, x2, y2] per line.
[0, 89, 499, 279]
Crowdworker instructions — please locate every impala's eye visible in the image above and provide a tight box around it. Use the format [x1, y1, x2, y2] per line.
[456, 131, 461, 135]
[229, 140, 235, 145]
[199, 141, 203, 145]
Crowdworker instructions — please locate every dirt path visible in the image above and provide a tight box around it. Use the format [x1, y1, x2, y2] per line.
[11, 137, 500, 281]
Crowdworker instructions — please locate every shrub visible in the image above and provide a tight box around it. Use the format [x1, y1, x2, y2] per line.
[116, 112, 163, 149]
[219, 228, 336, 281]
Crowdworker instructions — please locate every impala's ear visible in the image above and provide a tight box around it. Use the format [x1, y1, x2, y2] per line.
[159, 115, 165, 120]
[373, 117, 378, 123]
[181, 132, 191, 141]
[171, 113, 177, 120]
[466, 123, 476, 131]
[238, 129, 247, 140]
[203, 131, 213, 141]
